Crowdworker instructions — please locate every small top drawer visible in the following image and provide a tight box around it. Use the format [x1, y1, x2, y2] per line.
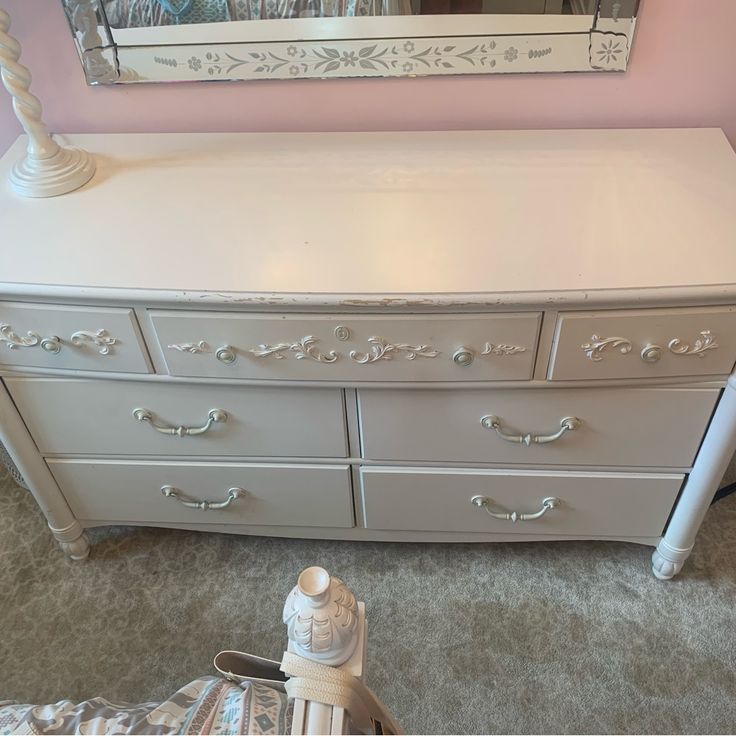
[149, 311, 541, 382]
[0, 302, 150, 374]
[549, 306, 736, 381]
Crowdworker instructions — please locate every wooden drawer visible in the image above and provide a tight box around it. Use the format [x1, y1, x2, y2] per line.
[7, 378, 347, 458]
[549, 306, 736, 380]
[360, 467, 682, 537]
[358, 387, 718, 468]
[149, 311, 541, 382]
[0, 302, 149, 374]
[48, 460, 354, 528]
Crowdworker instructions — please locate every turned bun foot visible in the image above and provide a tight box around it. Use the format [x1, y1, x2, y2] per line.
[49, 521, 91, 561]
[652, 542, 690, 580]
[58, 532, 90, 561]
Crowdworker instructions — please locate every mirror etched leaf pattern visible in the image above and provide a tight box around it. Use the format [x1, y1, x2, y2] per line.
[63, 0, 638, 83]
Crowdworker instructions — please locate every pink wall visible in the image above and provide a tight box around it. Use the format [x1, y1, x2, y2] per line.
[1, 0, 736, 156]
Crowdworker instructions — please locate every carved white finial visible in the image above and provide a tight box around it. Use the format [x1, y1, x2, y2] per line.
[0, 8, 95, 197]
[283, 566, 360, 667]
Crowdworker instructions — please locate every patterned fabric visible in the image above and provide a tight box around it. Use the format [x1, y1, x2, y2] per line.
[103, 0, 231, 27]
[0, 677, 290, 735]
[235, 0, 397, 18]
[103, 0, 405, 25]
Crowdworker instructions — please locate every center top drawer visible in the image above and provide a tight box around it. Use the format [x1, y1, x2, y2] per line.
[149, 311, 542, 382]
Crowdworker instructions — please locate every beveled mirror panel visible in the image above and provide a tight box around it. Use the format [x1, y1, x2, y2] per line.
[63, 0, 638, 83]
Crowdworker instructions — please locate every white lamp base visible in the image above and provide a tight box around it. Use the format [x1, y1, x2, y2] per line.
[2, 8, 96, 198]
[10, 145, 96, 198]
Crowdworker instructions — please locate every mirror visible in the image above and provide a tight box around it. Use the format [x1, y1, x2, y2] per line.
[63, 0, 638, 83]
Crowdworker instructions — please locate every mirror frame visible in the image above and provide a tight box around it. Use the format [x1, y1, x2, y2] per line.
[63, 0, 639, 84]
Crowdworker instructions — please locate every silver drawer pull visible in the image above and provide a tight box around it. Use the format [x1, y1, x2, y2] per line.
[133, 408, 228, 436]
[40, 336, 62, 354]
[640, 344, 663, 363]
[161, 485, 245, 510]
[481, 415, 581, 446]
[452, 347, 475, 366]
[216, 345, 237, 364]
[471, 495, 560, 522]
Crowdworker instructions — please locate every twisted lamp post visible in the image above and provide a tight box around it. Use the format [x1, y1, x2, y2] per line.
[0, 7, 95, 197]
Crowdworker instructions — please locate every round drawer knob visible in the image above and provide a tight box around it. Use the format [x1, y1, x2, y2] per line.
[215, 345, 237, 364]
[453, 347, 475, 367]
[40, 336, 62, 354]
[334, 325, 351, 342]
[641, 344, 663, 363]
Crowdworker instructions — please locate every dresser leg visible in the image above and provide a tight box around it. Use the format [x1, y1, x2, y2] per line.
[50, 522, 90, 561]
[652, 374, 736, 580]
[651, 541, 687, 580]
[0, 380, 90, 560]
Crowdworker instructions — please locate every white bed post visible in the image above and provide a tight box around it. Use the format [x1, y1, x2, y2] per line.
[284, 566, 367, 735]
[0, 7, 95, 197]
[652, 373, 736, 579]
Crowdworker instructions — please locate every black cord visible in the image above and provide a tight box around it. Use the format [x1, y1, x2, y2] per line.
[712, 481, 736, 504]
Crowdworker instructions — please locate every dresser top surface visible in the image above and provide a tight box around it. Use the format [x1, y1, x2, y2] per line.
[2, 128, 736, 306]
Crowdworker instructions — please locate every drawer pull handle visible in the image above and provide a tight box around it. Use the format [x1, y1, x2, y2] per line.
[471, 495, 560, 522]
[216, 345, 237, 364]
[452, 347, 475, 366]
[334, 325, 351, 341]
[133, 408, 228, 436]
[640, 344, 663, 363]
[481, 415, 581, 446]
[161, 485, 245, 510]
[40, 336, 62, 353]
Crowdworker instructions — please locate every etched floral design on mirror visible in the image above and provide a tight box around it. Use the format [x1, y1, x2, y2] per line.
[61, 0, 639, 82]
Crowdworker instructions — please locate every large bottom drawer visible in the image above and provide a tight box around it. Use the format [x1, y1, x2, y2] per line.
[48, 460, 354, 528]
[360, 467, 683, 537]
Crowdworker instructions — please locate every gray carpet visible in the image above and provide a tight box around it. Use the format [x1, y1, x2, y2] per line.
[2, 462, 736, 735]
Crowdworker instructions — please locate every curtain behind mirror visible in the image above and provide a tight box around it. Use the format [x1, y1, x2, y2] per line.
[101, 0, 595, 24]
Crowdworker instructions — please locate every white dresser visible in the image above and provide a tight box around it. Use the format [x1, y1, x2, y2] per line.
[2, 128, 736, 579]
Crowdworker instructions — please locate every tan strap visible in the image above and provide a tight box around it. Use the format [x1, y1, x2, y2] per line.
[281, 652, 402, 735]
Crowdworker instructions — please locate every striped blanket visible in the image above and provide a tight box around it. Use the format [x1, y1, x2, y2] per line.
[0, 677, 290, 735]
